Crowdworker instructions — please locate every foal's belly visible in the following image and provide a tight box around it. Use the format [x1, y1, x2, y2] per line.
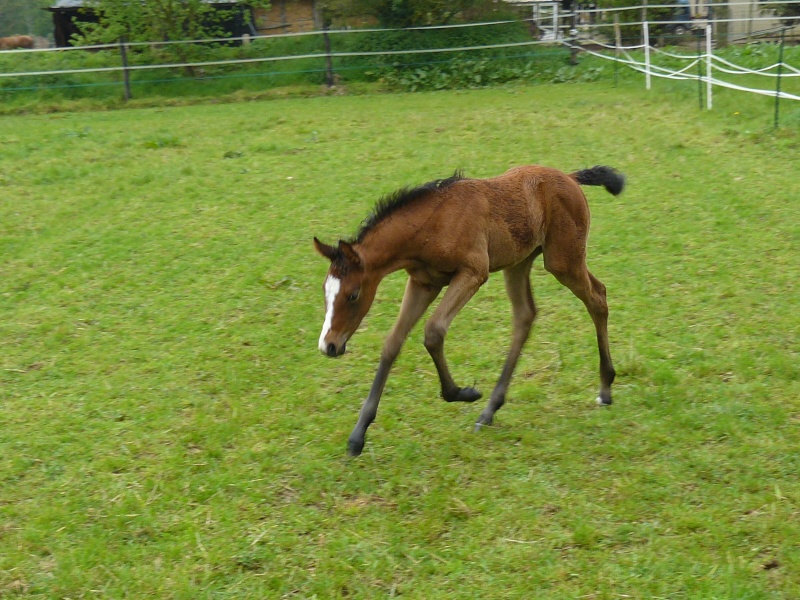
[487, 232, 543, 272]
[406, 263, 455, 288]
[485, 199, 545, 271]
[488, 248, 536, 272]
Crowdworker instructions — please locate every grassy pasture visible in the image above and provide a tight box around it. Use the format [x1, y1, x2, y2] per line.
[1, 82, 799, 598]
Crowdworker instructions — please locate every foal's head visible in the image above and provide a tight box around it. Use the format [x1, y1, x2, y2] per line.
[313, 238, 378, 357]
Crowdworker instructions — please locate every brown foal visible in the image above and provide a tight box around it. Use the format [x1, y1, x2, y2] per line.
[314, 164, 625, 456]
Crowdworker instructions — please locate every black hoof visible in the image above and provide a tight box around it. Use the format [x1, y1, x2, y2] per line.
[347, 436, 365, 457]
[444, 386, 482, 403]
[474, 412, 493, 431]
[596, 393, 612, 406]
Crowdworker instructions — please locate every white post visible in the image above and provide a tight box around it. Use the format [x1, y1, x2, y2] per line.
[643, 21, 651, 90]
[705, 24, 713, 109]
[553, 2, 559, 40]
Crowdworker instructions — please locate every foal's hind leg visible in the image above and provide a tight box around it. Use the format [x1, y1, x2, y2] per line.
[424, 267, 488, 403]
[476, 253, 538, 429]
[544, 254, 616, 406]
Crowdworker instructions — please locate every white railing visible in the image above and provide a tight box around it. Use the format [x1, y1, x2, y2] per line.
[565, 20, 800, 106]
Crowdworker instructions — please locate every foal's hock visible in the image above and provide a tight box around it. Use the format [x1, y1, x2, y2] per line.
[314, 164, 625, 456]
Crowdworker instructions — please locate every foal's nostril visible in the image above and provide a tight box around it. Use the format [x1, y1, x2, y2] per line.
[326, 343, 338, 357]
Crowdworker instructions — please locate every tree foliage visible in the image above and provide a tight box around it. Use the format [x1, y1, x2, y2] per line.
[0, 0, 53, 38]
[774, 1, 800, 25]
[74, 0, 270, 45]
[319, 0, 508, 28]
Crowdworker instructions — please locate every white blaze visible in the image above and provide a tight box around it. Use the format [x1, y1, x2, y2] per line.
[318, 276, 341, 353]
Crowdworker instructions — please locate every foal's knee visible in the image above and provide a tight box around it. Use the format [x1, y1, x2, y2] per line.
[543, 251, 573, 277]
[381, 337, 403, 363]
[514, 308, 536, 336]
[423, 321, 446, 352]
[591, 277, 607, 301]
[594, 278, 606, 296]
[521, 303, 537, 328]
[590, 283, 609, 319]
[592, 294, 609, 318]
[543, 261, 565, 279]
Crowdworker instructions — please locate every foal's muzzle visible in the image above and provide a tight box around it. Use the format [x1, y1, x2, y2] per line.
[325, 342, 346, 358]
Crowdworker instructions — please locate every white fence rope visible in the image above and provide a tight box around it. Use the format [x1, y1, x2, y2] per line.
[0, 39, 557, 79]
[712, 55, 800, 76]
[577, 42, 702, 77]
[707, 74, 800, 99]
[582, 38, 646, 51]
[586, 42, 800, 97]
[651, 47, 699, 59]
[649, 46, 800, 77]
[0, 16, 545, 54]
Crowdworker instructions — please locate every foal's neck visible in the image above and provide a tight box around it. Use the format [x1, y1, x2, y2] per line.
[356, 219, 419, 279]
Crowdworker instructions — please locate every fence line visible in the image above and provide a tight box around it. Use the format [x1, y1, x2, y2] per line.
[0, 18, 543, 55]
[709, 75, 800, 99]
[711, 55, 800, 76]
[584, 14, 800, 27]
[647, 47, 800, 78]
[580, 29, 800, 101]
[565, 20, 800, 108]
[2, 16, 797, 80]
[570, 42, 800, 100]
[1, 9, 798, 122]
[0, 39, 557, 79]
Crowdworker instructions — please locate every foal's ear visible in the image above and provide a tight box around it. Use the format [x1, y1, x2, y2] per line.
[313, 237, 338, 262]
[338, 240, 363, 269]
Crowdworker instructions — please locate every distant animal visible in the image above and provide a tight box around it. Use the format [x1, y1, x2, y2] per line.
[314, 164, 625, 456]
[0, 35, 34, 50]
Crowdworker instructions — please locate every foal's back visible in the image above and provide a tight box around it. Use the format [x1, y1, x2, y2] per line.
[431, 165, 589, 273]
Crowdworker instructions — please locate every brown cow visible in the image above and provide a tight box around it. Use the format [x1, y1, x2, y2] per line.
[0, 35, 35, 50]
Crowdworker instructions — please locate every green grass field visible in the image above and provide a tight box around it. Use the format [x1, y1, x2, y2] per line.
[1, 82, 799, 598]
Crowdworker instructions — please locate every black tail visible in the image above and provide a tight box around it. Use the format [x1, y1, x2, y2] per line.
[571, 166, 625, 196]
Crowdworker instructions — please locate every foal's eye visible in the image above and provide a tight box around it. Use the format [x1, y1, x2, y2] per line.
[347, 290, 360, 303]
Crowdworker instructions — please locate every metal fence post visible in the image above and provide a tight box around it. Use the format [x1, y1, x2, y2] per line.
[119, 36, 131, 101]
[643, 21, 651, 90]
[706, 24, 713, 110]
[774, 27, 786, 129]
[696, 28, 703, 110]
[613, 15, 621, 87]
[322, 22, 334, 88]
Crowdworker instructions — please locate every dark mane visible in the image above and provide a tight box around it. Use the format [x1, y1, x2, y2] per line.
[351, 170, 466, 243]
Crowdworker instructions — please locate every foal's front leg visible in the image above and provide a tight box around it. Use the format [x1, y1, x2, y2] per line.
[423, 267, 488, 404]
[348, 279, 440, 456]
